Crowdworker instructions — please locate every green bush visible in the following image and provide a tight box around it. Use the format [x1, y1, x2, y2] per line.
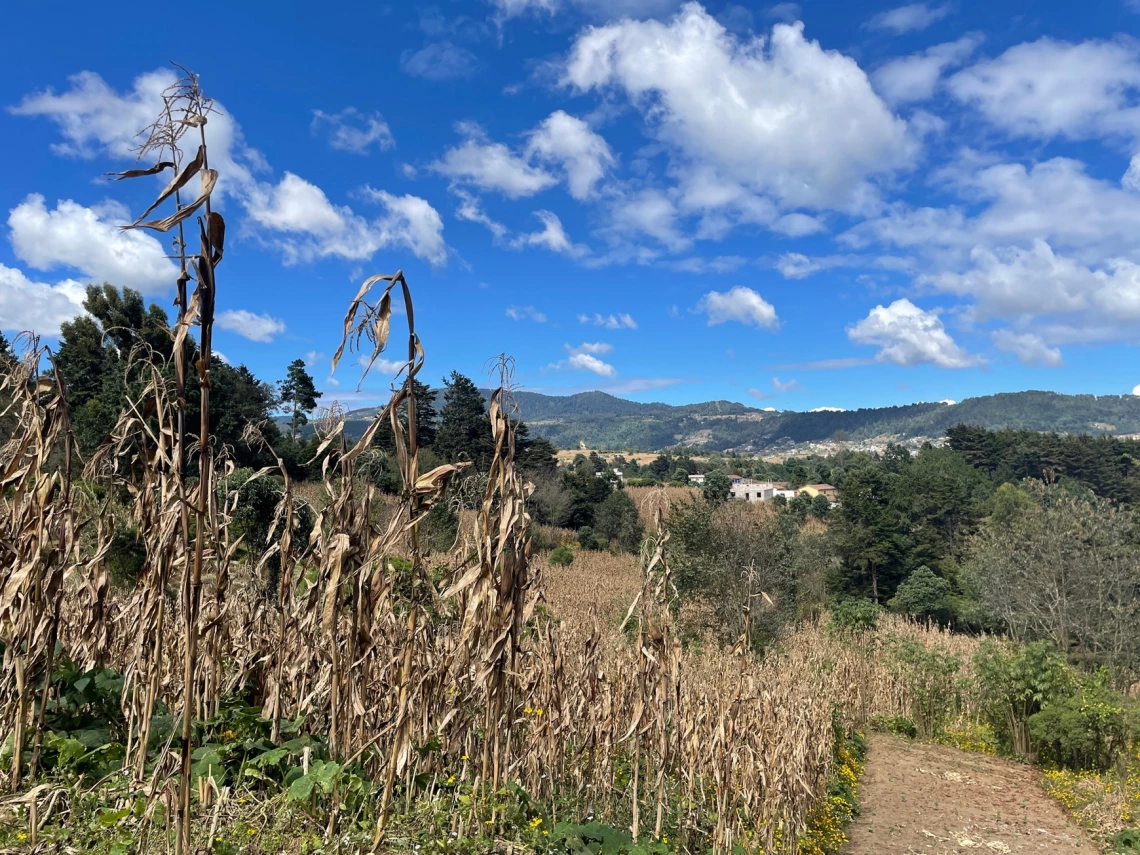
[549, 545, 574, 567]
[888, 566, 954, 624]
[974, 640, 1069, 758]
[578, 526, 601, 550]
[1028, 668, 1138, 771]
[829, 598, 881, 634]
[869, 714, 918, 739]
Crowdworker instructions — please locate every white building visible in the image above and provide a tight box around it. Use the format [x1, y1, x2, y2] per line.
[728, 479, 775, 503]
[688, 473, 706, 486]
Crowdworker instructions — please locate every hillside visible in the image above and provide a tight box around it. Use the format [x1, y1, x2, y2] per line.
[302, 390, 1140, 452]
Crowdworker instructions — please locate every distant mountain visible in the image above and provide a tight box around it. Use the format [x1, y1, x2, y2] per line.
[283, 390, 1140, 452]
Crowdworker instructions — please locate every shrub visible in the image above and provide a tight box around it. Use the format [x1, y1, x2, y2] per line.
[1028, 669, 1138, 771]
[869, 714, 918, 739]
[888, 566, 953, 624]
[974, 640, 1070, 759]
[549, 545, 574, 567]
[578, 526, 601, 551]
[829, 598, 881, 634]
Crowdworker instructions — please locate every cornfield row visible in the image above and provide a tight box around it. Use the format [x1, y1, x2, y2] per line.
[0, 68, 981, 854]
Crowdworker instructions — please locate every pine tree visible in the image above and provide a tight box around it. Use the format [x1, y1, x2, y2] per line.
[435, 371, 494, 470]
[278, 358, 322, 443]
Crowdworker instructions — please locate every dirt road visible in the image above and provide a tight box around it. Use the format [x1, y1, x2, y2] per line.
[843, 735, 1097, 854]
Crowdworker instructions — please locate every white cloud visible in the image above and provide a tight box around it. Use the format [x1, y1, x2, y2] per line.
[0, 264, 86, 335]
[867, 3, 951, 34]
[431, 123, 556, 198]
[1125, 154, 1140, 192]
[873, 35, 982, 104]
[8, 194, 177, 293]
[772, 376, 800, 392]
[13, 70, 445, 268]
[772, 213, 826, 236]
[766, 3, 802, 22]
[563, 5, 914, 213]
[1133, 384, 1140, 396]
[400, 42, 480, 80]
[578, 312, 637, 329]
[848, 299, 976, 368]
[215, 309, 286, 343]
[525, 111, 614, 200]
[505, 305, 547, 322]
[696, 286, 779, 328]
[510, 210, 588, 256]
[568, 352, 617, 376]
[10, 69, 260, 200]
[609, 189, 689, 250]
[453, 188, 508, 239]
[992, 330, 1063, 367]
[311, 108, 394, 154]
[555, 341, 618, 376]
[948, 38, 1140, 141]
[245, 175, 447, 265]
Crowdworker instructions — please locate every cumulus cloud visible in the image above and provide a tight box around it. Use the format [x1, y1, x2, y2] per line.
[563, 6, 913, 213]
[10, 69, 260, 199]
[505, 305, 547, 322]
[992, 330, 1063, 367]
[560, 341, 617, 376]
[867, 3, 951, 34]
[578, 312, 637, 329]
[696, 286, 779, 329]
[0, 264, 86, 335]
[8, 194, 176, 293]
[245, 176, 447, 265]
[13, 69, 447, 268]
[847, 299, 977, 368]
[948, 38, 1140, 142]
[431, 122, 556, 198]
[525, 111, 614, 200]
[311, 108, 394, 154]
[873, 35, 983, 104]
[510, 210, 588, 256]
[400, 42, 480, 80]
[216, 309, 286, 343]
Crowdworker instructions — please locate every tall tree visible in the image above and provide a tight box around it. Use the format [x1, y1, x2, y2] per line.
[278, 358, 321, 443]
[434, 371, 494, 469]
[0, 331, 13, 364]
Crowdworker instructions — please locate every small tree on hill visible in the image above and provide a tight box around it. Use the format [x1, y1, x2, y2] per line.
[279, 358, 321, 443]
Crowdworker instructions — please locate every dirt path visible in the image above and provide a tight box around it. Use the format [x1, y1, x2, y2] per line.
[843, 735, 1097, 854]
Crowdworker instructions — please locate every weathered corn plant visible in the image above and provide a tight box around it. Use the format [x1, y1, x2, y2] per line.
[0, 338, 78, 794]
[109, 65, 223, 855]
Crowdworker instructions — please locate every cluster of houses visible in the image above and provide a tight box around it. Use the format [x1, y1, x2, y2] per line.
[688, 473, 838, 505]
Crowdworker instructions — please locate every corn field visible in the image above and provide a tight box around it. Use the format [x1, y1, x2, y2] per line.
[0, 68, 982, 854]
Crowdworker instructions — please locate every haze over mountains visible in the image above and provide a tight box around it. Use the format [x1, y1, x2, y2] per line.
[311, 390, 1140, 452]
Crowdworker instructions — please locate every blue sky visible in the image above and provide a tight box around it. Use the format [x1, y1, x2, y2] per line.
[3, 0, 1140, 412]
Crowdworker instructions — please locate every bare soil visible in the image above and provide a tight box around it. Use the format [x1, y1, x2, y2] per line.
[844, 735, 1097, 854]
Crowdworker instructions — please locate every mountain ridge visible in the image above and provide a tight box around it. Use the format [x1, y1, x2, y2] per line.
[297, 389, 1140, 452]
